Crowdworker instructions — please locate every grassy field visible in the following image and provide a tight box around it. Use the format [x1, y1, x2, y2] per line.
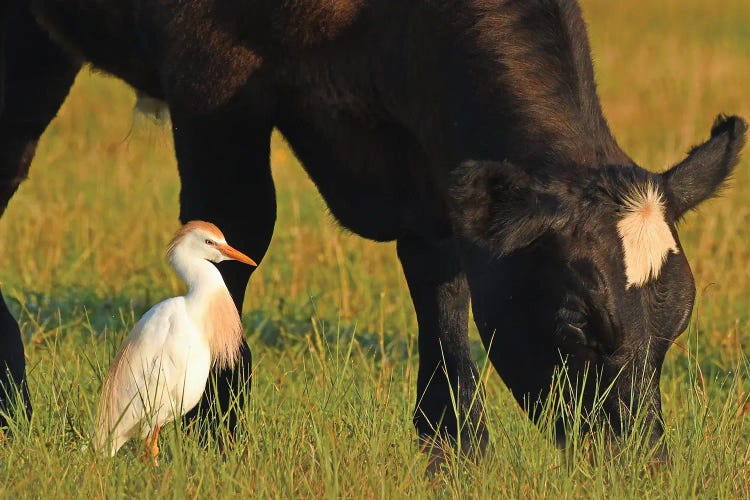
[1, 0, 749, 497]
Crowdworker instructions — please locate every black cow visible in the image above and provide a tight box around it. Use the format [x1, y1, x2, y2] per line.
[0, 0, 745, 463]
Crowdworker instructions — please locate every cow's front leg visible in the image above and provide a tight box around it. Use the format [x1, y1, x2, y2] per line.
[0, 3, 80, 427]
[397, 236, 489, 466]
[170, 106, 275, 439]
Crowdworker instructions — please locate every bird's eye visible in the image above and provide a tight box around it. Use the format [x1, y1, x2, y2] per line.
[205, 239, 215, 246]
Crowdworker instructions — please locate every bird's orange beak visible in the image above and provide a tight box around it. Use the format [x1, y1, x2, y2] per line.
[217, 244, 257, 267]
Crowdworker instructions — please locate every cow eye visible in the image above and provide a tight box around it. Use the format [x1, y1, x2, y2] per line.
[556, 307, 596, 350]
[560, 308, 588, 330]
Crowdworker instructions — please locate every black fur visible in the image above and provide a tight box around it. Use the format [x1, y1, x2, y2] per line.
[0, 1, 80, 425]
[664, 115, 747, 218]
[451, 161, 572, 256]
[0, 0, 745, 462]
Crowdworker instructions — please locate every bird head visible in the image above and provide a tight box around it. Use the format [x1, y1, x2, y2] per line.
[167, 221, 257, 266]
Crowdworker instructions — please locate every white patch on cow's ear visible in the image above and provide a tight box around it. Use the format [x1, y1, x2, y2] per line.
[616, 182, 678, 288]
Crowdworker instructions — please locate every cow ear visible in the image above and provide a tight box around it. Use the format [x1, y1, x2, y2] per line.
[450, 160, 569, 256]
[662, 115, 747, 219]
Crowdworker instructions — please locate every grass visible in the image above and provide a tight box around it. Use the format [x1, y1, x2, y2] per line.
[1, 0, 749, 496]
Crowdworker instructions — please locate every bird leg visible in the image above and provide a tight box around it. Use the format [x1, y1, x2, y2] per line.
[140, 425, 161, 466]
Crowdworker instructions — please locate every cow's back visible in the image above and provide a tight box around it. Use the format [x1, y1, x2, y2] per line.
[29, 0, 632, 198]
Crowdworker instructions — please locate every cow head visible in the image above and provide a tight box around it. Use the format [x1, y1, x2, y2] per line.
[451, 115, 746, 459]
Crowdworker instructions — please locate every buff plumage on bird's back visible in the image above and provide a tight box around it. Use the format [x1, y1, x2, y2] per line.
[94, 221, 256, 464]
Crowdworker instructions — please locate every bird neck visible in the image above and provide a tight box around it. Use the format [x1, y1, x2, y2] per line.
[170, 250, 227, 301]
[169, 248, 243, 369]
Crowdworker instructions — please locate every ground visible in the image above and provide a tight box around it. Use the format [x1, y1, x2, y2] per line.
[0, 0, 749, 496]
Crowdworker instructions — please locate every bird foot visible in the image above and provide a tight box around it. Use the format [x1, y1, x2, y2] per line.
[141, 426, 161, 467]
[140, 445, 159, 467]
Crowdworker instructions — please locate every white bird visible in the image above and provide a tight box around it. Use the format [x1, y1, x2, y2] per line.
[94, 221, 257, 463]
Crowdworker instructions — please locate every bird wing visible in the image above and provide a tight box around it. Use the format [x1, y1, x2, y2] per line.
[94, 297, 188, 455]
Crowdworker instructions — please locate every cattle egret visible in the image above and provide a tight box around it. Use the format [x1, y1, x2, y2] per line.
[94, 221, 257, 463]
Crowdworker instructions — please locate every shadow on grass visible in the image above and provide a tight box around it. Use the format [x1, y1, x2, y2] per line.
[4, 287, 439, 363]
